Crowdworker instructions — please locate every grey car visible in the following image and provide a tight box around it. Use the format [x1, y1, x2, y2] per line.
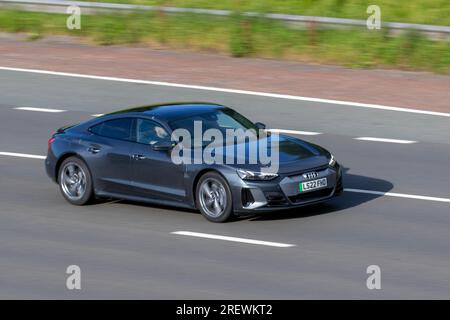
[45, 102, 343, 222]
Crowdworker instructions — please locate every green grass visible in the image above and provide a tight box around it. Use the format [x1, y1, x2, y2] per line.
[80, 0, 450, 26]
[1, 9, 449, 73]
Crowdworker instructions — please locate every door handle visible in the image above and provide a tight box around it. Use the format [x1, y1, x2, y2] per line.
[88, 146, 101, 154]
[132, 154, 146, 160]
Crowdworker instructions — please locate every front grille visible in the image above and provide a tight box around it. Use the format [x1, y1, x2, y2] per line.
[287, 165, 328, 178]
[288, 187, 333, 203]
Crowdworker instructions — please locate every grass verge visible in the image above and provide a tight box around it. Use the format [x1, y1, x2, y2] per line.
[0, 9, 449, 73]
[79, 0, 450, 26]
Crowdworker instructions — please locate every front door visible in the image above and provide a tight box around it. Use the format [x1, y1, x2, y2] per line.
[130, 118, 186, 202]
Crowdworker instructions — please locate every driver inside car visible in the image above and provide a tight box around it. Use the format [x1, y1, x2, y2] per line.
[137, 120, 169, 145]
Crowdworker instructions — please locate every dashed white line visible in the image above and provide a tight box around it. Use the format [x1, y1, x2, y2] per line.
[171, 231, 296, 248]
[0, 152, 46, 160]
[354, 137, 416, 144]
[1, 66, 449, 118]
[268, 129, 321, 136]
[345, 188, 450, 203]
[0, 151, 448, 204]
[15, 107, 65, 113]
[91, 114, 104, 117]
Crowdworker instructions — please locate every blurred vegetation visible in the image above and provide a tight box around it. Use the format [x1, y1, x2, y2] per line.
[0, 9, 449, 73]
[81, 0, 450, 25]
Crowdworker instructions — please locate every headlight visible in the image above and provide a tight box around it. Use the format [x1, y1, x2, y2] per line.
[328, 154, 336, 167]
[237, 169, 278, 181]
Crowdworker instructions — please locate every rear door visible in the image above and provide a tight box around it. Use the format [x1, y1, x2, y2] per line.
[130, 118, 186, 202]
[81, 118, 135, 195]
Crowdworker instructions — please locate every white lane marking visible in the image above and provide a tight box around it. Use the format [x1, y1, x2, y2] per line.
[268, 129, 321, 136]
[345, 188, 450, 203]
[91, 114, 104, 117]
[171, 231, 296, 248]
[354, 137, 416, 144]
[0, 152, 448, 203]
[0, 152, 46, 159]
[15, 107, 65, 113]
[1, 66, 449, 118]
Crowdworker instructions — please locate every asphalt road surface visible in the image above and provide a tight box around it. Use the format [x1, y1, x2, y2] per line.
[0, 69, 449, 299]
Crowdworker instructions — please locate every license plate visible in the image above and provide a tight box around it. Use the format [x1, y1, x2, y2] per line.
[299, 178, 327, 192]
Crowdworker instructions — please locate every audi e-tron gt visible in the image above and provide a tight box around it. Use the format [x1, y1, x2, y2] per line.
[45, 103, 343, 222]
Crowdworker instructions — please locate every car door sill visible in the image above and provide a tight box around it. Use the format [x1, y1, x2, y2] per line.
[95, 191, 195, 210]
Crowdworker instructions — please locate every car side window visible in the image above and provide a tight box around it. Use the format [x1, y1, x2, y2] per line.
[135, 119, 169, 145]
[90, 118, 133, 141]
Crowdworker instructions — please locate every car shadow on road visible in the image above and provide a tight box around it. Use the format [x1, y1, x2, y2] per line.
[240, 167, 394, 222]
[94, 167, 393, 222]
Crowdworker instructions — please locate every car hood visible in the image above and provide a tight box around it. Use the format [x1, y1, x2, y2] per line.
[197, 134, 331, 174]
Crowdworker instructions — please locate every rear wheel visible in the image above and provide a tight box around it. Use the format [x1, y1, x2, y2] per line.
[196, 172, 233, 222]
[58, 157, 93, 205]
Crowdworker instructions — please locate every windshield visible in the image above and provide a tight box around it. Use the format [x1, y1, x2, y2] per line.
[169, 108, 261, 147]
[169, 108, 258, 135]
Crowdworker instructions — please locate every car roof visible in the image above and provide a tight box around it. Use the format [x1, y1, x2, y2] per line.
[106, 102, 227, 122]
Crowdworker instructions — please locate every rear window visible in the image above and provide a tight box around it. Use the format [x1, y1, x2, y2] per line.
[90, 118, 133, 141]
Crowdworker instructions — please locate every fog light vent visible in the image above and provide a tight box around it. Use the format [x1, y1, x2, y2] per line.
[241, 188, 255, 207]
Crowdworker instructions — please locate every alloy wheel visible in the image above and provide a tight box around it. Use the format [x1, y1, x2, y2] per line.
[199, 178, 228, 218]
[60, 162, 87, 201]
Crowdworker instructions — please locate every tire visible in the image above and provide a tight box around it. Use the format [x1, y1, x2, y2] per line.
[195, 172, 233, 223]
[58, 156, 94, 205]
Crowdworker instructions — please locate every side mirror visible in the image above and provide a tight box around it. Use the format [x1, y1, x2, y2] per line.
[255, 122, 266, 130]
[152, 141, 174, 151]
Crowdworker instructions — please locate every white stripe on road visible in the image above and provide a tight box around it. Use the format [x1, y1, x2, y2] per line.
[345, 188, 450, 203]
[0, 152, 46, 159]
[354, 137, 416, 144]
[91, 114, 104, 117]
[171, 231, 296, 248]
[1, 66, 449, 118]
[268, 129, 321, 136]
[0, 152, 448, 203]
[15, 107, 65, 113]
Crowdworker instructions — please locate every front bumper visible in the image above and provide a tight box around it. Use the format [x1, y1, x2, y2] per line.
[233, 163, 343, 214]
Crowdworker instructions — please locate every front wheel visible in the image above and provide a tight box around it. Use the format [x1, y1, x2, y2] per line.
[196, 172, 233, 222]
[58, 156, 94, 205]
